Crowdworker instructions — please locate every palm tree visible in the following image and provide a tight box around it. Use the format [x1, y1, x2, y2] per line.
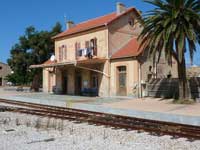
[139, 0, 200, 100]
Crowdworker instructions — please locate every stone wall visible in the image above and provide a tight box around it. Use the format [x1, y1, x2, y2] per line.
[108, 10, 142, 57]
[139, 50, 178, 83]
[147, 78, 200, 99]
[0, 62, 11, 86]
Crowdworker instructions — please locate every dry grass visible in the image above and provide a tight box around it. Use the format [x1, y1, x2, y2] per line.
[173, 99, 196, 104]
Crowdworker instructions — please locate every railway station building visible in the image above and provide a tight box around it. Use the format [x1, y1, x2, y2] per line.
[30, 3, 177, 97]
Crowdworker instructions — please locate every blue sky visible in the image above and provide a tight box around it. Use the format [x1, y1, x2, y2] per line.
[0, 0, 199, 65]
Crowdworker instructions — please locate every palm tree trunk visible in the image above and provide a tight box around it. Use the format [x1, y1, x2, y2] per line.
[177, 57, 189, 100]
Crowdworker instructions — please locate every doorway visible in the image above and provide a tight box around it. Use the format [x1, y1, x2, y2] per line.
[62, 73, 68, 94]
[0, 78, 2, 86]
[117, 66, 127, 96]
[91, 72, 98, 89]
[75, 72, 82, 95]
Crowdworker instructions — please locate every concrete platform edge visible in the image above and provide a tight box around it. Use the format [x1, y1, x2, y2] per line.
[0, 95, 199, 126]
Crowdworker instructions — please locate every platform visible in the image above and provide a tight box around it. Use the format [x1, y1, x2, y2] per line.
[0, 87, 200, 126]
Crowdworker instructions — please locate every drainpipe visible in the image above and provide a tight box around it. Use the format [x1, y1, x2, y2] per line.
[108, 59, 111, 97]
[105, 22, 111, 97]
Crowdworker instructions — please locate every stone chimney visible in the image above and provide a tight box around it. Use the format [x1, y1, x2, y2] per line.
[116, 2, 126, 15]
[66, 21, 75, 29]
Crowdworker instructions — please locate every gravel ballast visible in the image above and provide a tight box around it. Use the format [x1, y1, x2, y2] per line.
[0, 112, 199, 150]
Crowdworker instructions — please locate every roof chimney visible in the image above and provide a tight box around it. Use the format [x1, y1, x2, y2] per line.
[116, 2, 126, 15]
[66, 21, 75, 29]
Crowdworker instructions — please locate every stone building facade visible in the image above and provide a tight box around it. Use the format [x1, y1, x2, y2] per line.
[0, 62, 11, 86]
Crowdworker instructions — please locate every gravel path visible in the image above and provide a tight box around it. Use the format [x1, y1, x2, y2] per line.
[0, 112, 199, 150]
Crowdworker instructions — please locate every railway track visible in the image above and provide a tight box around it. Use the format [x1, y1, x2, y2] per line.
[0, 98, 200, 140]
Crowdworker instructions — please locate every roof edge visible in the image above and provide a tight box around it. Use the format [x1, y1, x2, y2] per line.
[52, 24, 106, 40]
[110, 55, 138, 60]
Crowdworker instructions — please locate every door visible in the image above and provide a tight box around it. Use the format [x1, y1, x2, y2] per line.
[91, 72, 98, 96]
[75, 73, 82, 95]
[117, 66, 127, 96]
[91, 73, 98, 89]
[61, 70, 68, 94]
[62, 75, 68, 94]
[0, 78, 2, 86]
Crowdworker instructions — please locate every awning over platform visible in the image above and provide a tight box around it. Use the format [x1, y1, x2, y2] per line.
[29, 61, 76, 69]
[30, 58, 109, 77]
[29, 58, 107, 69]
[77, 58, 107, 65]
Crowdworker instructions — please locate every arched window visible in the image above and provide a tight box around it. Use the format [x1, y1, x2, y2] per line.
[128, 18, 135, 27]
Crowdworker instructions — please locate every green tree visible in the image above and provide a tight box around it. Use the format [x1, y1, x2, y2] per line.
[7, 22, 62, 86]
[7, 44, 30, 85]
[139, 0, 200, 100]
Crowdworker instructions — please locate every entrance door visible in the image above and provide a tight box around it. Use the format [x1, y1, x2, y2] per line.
[91, 73, 98, 96]
[62, 75, 68, 94]
[117, 66, 127, 96]
[75, 73, 82, 95]
[0, 78, 2, 86]
[91, 73, 98, 89]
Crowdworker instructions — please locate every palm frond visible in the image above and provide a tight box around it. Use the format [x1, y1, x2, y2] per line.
[139, 0, 200, 65]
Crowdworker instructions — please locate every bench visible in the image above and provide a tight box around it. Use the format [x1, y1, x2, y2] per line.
[81, 88, 98, 96]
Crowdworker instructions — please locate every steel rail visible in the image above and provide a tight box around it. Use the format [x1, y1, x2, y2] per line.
[0, 99, 200, 139]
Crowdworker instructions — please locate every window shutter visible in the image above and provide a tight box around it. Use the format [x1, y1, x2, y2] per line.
[78, 42, 81, 49]
[59, 47, 62, 61]
[64, 45, 67, 60]
[85, 41, 89, 48]
[93, 38, 97, 56]
[61, 46, 64, 61]
[75, 42, 78, 58]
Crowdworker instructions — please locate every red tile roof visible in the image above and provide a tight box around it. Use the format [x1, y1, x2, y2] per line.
[111, 38, 142, 59]
[53, 7, 139, 39]
[43, 59, 57, 65]
[77, 58, 107, 65]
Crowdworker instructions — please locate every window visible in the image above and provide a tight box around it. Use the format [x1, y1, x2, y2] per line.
[118, 66, 126, 87]
[86, 40, 93, 59]
[118, 66, 126, 72]
[59, 47, 62, 61]
[90, 38, 97, 56]
[75, 42, 81, 57]
[0, 66, 2, 70]
[91, 74, 98, 88]
[58, 45, 67, 61]
[85, 41, 90, 48]
[128, 18, 135, 27]
[63, 45, 67, 60]
[75, 39, 97, 58]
